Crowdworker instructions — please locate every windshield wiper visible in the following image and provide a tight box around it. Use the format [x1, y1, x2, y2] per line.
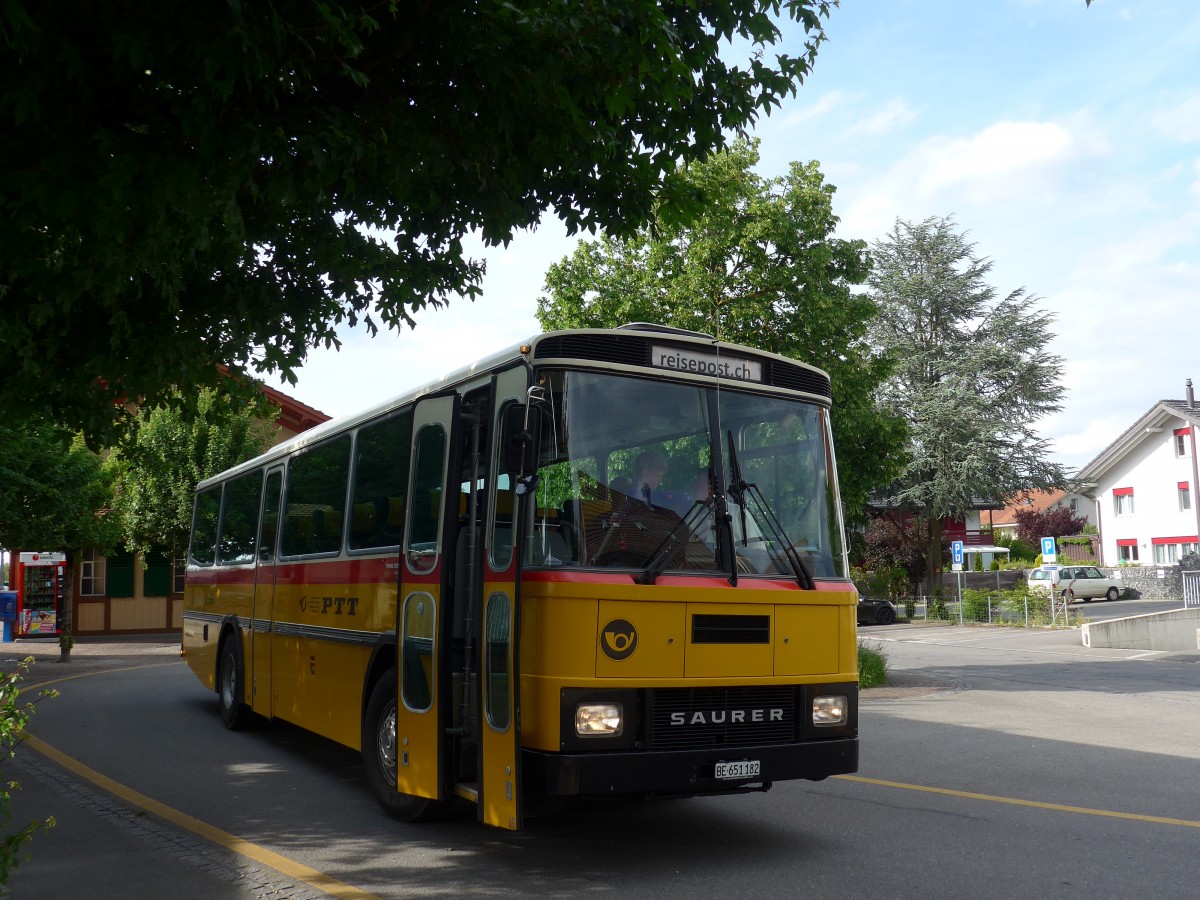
[635, 500, 711, 585]
[726, 431, 815, 590]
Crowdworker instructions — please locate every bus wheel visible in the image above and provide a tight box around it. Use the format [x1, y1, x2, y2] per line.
[363, 670, 435, 822]
[217, 639, 250, 731]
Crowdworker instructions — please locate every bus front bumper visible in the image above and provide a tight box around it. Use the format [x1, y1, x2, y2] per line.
[522, 738, 858, 798]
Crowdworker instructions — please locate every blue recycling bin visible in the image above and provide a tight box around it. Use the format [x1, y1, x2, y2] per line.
[0, 591, 17, 643]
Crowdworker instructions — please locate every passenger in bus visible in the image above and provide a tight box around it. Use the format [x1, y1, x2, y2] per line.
[633, 451, 668, 507]
[608, 475, 634, 499]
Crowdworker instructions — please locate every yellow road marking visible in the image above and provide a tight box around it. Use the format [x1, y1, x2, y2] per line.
[835, 774, 1200, 829]
[25, 735, 381, 900]
[18, 659, 381, 900]
[23, 661, 179, 690]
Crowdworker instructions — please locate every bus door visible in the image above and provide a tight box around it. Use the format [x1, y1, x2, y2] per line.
[395, 393, 460, 803]
[478, 365, 533, 830]
[251, 466, 283, 716]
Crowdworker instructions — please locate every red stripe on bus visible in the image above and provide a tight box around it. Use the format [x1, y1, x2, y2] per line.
[188, 556, 409, 586]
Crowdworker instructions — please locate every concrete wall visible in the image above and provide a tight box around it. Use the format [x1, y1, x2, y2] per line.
[1081, 608, 1200, 651]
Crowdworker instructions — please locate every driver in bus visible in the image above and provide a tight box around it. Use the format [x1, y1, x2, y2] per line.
[633, 451, 669, 507]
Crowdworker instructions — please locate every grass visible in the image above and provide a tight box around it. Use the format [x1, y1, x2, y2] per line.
[857, 640, 888, 689]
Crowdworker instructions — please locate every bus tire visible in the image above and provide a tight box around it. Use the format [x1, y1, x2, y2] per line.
[217, 638, 250, 731]
[363, 670, 436, 822]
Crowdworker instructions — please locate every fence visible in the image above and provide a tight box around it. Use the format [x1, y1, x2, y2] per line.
[884, 590, 1077, 628]
[1184, 570, 1200, 609]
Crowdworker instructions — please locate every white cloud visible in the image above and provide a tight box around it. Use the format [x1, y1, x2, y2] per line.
[779, 90, 845, 128]
[847, 98, 917, 137]
[1149, 95, 1200, 143]
[916, 120, 1092, 202]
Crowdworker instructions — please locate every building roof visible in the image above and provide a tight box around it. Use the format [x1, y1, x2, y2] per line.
[1075, 399, 1200, 483]
[988, 488, 1068, 528]
[259, 383, 331, 435]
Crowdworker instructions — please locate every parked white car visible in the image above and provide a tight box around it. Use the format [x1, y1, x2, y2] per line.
[1028, 565, 1124, 602]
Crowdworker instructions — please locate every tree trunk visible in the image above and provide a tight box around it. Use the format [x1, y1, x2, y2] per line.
[925, 516, 944, 596]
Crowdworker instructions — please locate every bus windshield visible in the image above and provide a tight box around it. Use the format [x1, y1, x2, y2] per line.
[524, 369, 844, 578]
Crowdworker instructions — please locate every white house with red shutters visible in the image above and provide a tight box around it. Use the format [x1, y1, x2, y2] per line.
[1075, 381, 1200, 568]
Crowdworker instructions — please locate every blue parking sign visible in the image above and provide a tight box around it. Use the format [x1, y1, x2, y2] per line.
[1041, 536, 1057, 562]
[951, 541, 964, 566]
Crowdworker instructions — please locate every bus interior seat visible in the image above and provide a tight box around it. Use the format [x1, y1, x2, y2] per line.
[283, 512, 315, 555]
[351, 502, 376, 537]
[311, 508, 343, 547]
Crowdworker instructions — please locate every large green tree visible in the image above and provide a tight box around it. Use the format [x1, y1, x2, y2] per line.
[0, 422, 120, 636]
[537, 139, 907, 521]
[866, 216, 1066, 590]
[105, 388, 278, 561]
[0, 425, 118, 559]
[1, 1, 834, 445]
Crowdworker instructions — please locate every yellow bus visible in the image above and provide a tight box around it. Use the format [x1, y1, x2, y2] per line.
[182, 324, 859, 830]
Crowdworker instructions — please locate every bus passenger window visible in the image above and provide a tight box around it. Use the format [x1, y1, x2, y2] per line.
[281, 435, 351, 557]
[349, 411, 413, 550]
[217, 471, 263, 566]
[407, 424, 446, 573]
[190, 486, 221, 566]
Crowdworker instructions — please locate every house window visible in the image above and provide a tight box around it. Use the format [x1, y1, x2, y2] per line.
[79, 548, 106, 596]
[1151, 537, 1199, 564]
[1153, 543, 1179, 564]
[1113, 488, 1134, 516]
[1180, 482, 1192, 512]
[1175, 428, 1190, 458]
[1116, 538, 1138, 563]
[173, 558, 186, 594]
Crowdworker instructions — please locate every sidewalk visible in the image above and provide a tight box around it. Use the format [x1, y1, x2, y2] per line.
[1, 635, 323, 899]
[0, 632, 182, 674]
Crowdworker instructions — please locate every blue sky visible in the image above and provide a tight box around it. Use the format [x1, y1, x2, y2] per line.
[284, 0, 1200, 476]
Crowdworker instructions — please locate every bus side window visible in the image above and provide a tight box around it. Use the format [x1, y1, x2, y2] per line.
[281, 435, 352, 557]
[217, 471, 263, 565]
[190, 486, 221, 566]
[349, 410, 413, 550]
[407, 424, 446, 573]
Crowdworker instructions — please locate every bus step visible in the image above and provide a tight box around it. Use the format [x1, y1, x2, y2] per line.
[453, 782, 480, 803]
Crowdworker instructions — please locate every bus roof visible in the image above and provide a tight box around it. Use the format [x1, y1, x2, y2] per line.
[197, 325, 832, 490]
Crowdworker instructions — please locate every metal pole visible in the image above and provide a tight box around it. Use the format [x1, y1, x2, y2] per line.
[957, 571, 963, 625]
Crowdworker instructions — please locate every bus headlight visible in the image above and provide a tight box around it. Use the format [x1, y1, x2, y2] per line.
[812, 695, 846, 727]
[575, 703, 623, 737]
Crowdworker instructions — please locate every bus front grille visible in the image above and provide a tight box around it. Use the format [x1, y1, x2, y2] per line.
[692, 614, 770, 644]
[645, 687, 796, 750]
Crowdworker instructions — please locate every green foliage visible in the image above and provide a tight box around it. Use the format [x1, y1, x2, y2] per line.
[0, 423, 119, 556]
[995, 532, 1038, 562]
[104, 388, 277, 559]
[961, 588, 991, 621]
[927, 593, 951, 620]
[1, 659, 58, 884]
[538, 139, 908, 523]
[1, 1, 834, 446]
[851, 564, 908, 601]
[857, 641, 888, 689]
[973, 552, 983, 571]
[866, 216, 1067, 587]
[859, 514, 932, 594]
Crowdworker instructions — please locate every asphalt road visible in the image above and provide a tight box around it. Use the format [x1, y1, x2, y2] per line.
[6, 625, 1200, 899]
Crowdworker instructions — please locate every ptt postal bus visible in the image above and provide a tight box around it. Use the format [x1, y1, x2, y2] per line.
[183, 324, 860, 830]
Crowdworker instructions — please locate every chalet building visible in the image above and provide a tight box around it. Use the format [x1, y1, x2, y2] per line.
[69, 387, 330, 637]
[1075, 381, 1200, 568]
[986, 488, 1096, 542]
